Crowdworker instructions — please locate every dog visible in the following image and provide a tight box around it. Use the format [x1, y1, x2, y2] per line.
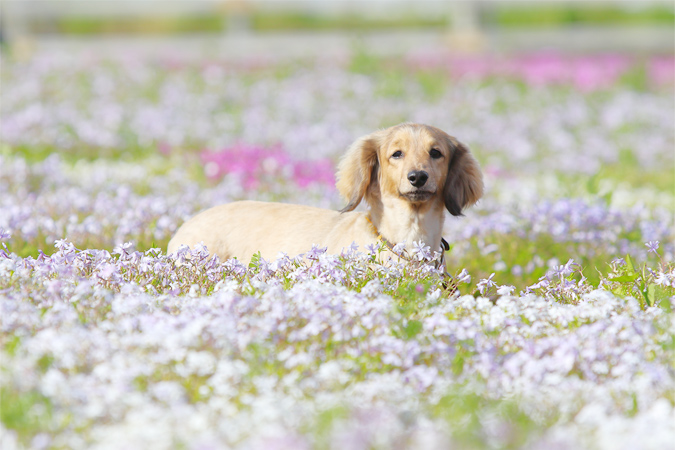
[167, 123, 483, 263]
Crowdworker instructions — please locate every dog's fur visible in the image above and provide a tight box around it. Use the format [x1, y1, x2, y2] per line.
[167, 123, 483, 263]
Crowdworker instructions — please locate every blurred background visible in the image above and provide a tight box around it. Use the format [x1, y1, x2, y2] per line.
[1, 0, 673, 59]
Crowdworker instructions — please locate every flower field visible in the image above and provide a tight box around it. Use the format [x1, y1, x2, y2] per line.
[1, 49, 674, 449]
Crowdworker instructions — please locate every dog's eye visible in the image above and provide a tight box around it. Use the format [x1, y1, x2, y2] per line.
[430, 148, 443, 159]
[391, 150, 403, 159]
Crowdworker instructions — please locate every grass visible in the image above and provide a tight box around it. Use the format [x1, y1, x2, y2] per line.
[26, 5, 675, 35]
[34, 15, 225, 35]
[432, 389, 548, 450]
[250, 11, 447, 32]
[494, 4, 675, 28]
[0, 388, 54, 446]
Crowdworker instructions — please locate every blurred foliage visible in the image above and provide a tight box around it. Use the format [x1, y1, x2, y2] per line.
[250, 11, 446, 31]
[493, 4, 675, 28]
[26, 4, 675, 35]
[35, 15, 225, 35]
[33, 11, 445, 35]
[586, 164, 675, 194]
[432, 389, 546, 450]
[0, 387, 54, 446]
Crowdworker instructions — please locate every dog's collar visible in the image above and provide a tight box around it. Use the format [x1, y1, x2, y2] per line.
[364, 214, 450, 269]
[364, 214, 400, 256]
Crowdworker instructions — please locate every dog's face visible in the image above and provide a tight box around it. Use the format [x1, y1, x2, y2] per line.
[378, 125, 451, 206]
[337, 123, 483, 216]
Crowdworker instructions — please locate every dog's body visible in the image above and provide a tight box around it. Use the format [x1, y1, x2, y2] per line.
[168, 123, 483, 263]
[168, 201, 375, 261]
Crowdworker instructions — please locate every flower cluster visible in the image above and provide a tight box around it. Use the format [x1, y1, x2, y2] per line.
[1, 48, 674, 449]
[1, 237, 674, 449]
[408, 53, 674, 90]
[0, 153, 342, 253]
[1, 51, 672, 175]
[201, 143, 335, 189]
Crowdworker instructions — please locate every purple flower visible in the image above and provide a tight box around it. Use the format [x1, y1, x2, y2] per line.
[365, 243, 379, 255]
[612, 258, 626, 267]
[305, 245, 327, 261]
[457, 268, 471, 284]
[645, 241, 660, 255]
[112, 242, 134, 256]
[54, 238, 74, 252]
[191, 242, 211, 261]
[340, 242, 360, 258]
[392, 242, 406, 255]
[412, 241, 431, 262]
[477, 273, 496, 295]
[97, 263, 118, 280]
[549, 259, 579, 280]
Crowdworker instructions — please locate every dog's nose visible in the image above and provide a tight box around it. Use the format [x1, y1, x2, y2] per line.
[407, 170, 429, 188]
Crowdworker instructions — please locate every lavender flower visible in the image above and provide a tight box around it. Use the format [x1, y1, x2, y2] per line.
[477, 273, 497, 295]
[392, 242, 407, 255]
[645, 240, 660, 255]
[412, 241, 432, 262]
[457, 268, 472, 284]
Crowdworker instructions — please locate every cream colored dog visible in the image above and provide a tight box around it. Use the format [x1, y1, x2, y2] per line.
[168, 123, 483, 263]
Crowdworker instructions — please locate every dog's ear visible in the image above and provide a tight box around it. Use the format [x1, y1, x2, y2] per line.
[443, 139, 484, 216]
[336, 132, 383, 212]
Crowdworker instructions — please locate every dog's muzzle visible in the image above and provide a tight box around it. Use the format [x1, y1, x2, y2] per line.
[407, 170, 428, 188]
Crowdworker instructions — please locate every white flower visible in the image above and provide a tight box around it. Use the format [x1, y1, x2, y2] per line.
[496, 285, 516, 296]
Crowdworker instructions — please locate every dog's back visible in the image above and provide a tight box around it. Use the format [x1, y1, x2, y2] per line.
[167, 200, 366, 263]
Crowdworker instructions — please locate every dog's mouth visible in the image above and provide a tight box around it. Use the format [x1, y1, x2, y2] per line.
[400, 190, 435, 202]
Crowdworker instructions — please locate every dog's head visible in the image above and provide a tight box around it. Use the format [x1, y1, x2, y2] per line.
[336, 123, 483, 216]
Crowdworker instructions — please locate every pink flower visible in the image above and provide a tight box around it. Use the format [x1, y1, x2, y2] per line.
[201, 143, 335, 190]
[293, 159, 335, 188]
[649, 57, 675, 87]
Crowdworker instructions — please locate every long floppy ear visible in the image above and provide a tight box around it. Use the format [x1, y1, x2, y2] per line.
[443, 139, 484, 216]
[335, 132, 383, 213]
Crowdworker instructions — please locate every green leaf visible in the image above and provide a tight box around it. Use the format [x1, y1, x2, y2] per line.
[314, 406, 349, 444]
[451, 350, 468, 375]
[611, 287, 625, 296]
[644, 283, 657, 307]
[0, 387, 53, 439]
[402, 320, 423, 340]
[586, 173, 600, 194]
[601, 191, 613, 205]
[37, 354, 54, 374]
[608, 273, 638, 283]
[624, 254, 636, 273]
[4, 335, 21, 356]
[248, 252, 261, 269]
